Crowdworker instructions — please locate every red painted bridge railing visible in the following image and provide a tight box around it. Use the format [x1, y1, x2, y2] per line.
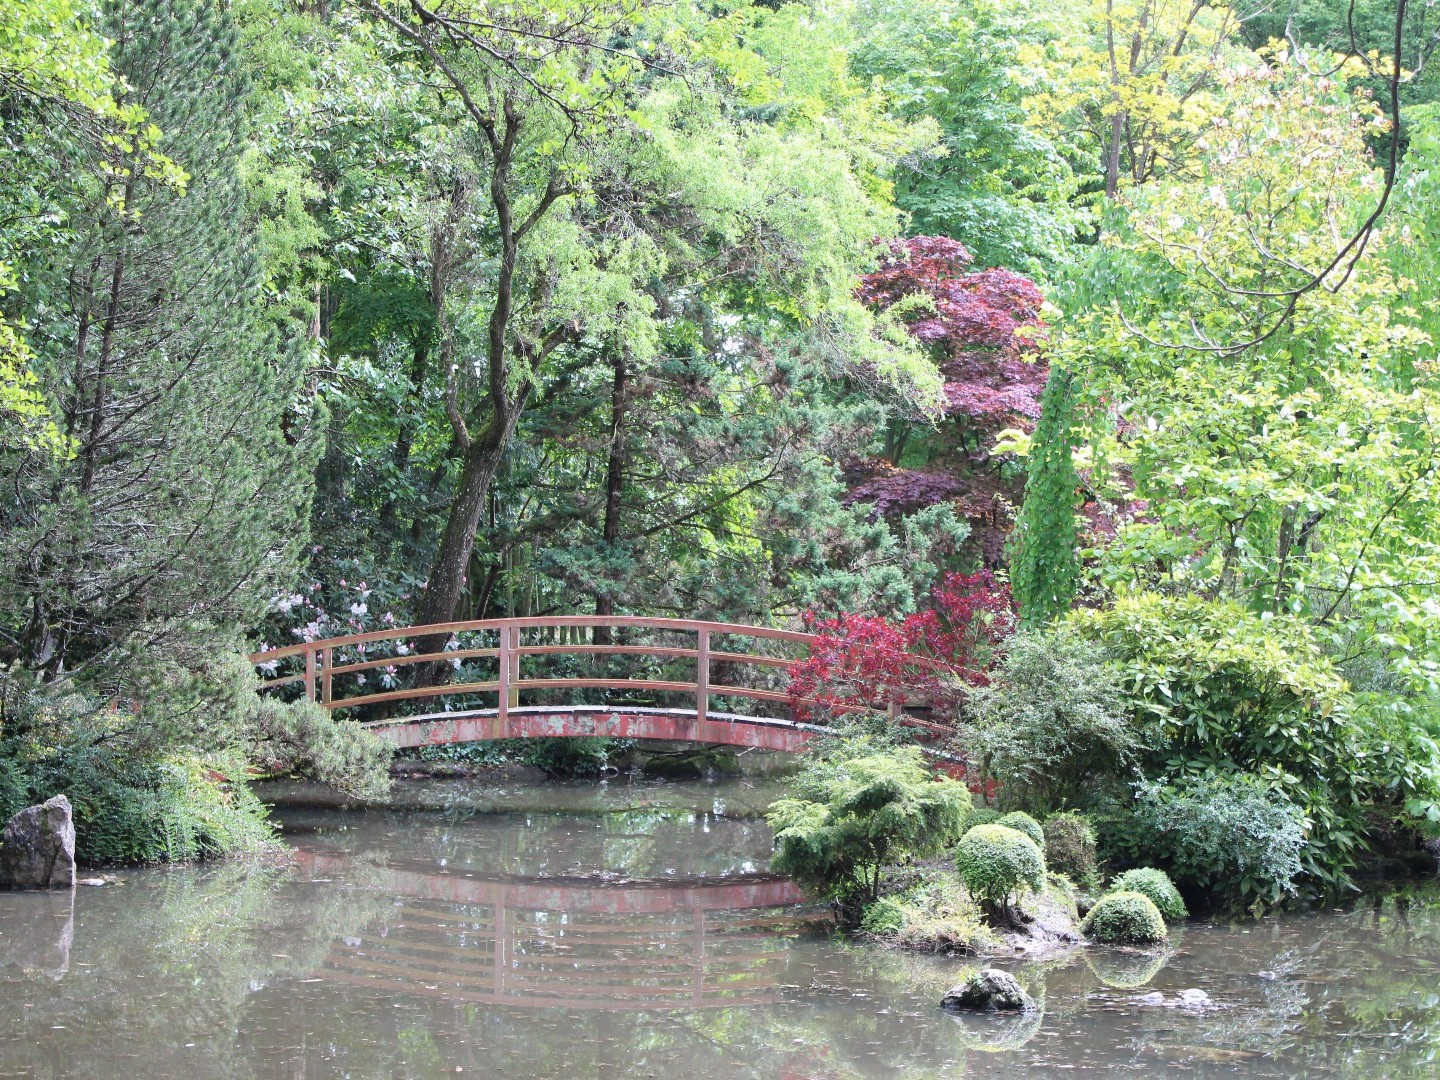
[250, 615, 951, 751]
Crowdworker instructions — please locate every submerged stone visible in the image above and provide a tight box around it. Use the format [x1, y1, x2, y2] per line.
[941, 968, 1036, 1013]
[0, 795, 75, 890]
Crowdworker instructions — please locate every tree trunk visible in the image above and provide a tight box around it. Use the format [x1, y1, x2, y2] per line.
[1104, 110, 1125, 199]
[593, 351, 628, 645]
[413, 405, 523, 638]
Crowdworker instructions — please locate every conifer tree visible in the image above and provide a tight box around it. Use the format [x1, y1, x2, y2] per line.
[0, 0, 320, 678]
[1010, 366, 1080, 627]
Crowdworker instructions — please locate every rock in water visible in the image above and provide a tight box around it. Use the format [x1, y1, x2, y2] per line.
[0, 796, 76, 890]
[941, 969, 1036, 1013]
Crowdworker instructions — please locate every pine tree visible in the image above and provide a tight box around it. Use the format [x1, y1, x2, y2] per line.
[1010, 366, 1080, 627]
[0, 0, 320, 678]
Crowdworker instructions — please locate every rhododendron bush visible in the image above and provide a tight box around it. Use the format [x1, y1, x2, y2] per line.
[787, 572, 1014, 721]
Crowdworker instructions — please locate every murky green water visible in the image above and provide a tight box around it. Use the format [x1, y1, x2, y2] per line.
[0, 778, 1437, 1078]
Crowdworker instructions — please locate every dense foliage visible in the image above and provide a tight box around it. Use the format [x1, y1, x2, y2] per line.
[4, 0, 1440, 904]
[1042, 811, 1098, 887]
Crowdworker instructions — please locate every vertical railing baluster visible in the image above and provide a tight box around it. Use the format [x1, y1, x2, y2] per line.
[696, 629, 710, 725]
[321, 646, 332, 705]
[304, 647, 316, 702]
[508, 626, 521, 711]
[497, 627, 511, 736]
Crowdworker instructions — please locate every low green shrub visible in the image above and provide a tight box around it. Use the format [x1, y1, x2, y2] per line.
[66, 753, 274, 864]
[1108, 868, 1187, 922]
[1081, 890, 1167, 945]
[522, 737, 627, 776]
[1043, 811, 1098, 886]
[245, 695, 392, 800]
[769, 740, 971, 912]
[997, 811, 1044, 847]
[955, 824, 1045, 913]
[0, 674, 278, 864]
[857, 875, 990, 953]
[859, 896, 907, 935]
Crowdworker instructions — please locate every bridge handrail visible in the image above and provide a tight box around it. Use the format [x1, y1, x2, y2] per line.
[249, 613, 961, 741]
[250, 614, 843, 729]
[250, 615, 816, 664]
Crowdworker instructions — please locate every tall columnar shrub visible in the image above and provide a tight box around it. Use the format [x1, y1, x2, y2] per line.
[1010, 367, 1080, 627]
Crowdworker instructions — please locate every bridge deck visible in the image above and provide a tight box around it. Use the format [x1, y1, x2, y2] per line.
[365, 704, 829, 753]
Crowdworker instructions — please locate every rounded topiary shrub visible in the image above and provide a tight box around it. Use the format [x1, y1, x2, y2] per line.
[965, 807, 1001, 831]
[996, 811, 1044, 847]
[955, 824, 1046, 911]
[1109, 868, 1187, 922]
[1043, 811, 1098, 885]
[1080, 890, 1168, 945]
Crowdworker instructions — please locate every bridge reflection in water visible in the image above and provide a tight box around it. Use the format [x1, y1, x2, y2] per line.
[298, 852, 803, 1011]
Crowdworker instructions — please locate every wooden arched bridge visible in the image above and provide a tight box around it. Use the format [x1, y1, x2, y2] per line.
[250, 616, 951, 754]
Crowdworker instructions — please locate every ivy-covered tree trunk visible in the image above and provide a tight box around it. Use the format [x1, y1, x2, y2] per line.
[1010, 367, 1081, 627]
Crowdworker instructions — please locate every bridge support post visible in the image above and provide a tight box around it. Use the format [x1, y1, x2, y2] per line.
[497, 628, 511, 737]
[304, 647, 316, 702]
[695, 629, 710, 726]
[321, 647, 332, 704]
[507, 626, 520, 711]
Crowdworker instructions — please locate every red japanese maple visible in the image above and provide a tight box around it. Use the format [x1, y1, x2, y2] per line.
[787, 572, 1014, 721]
[857, 237, 1047, 427]
[847, 238, 1048, 561]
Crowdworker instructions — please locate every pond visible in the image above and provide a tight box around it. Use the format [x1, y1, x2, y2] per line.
[0, 777, 1437, 1077]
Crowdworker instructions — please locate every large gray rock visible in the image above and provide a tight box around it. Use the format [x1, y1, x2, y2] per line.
[0, 795, 76, 890]
[941, 968, 1036, 1013]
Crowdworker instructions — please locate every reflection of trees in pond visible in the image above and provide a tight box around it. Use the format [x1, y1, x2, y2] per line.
[346, 807, 773, 880]
[0, 860, 393, 1079]
[1104, 890, 1440, 1075]
[230, 921, 1003, 1078]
